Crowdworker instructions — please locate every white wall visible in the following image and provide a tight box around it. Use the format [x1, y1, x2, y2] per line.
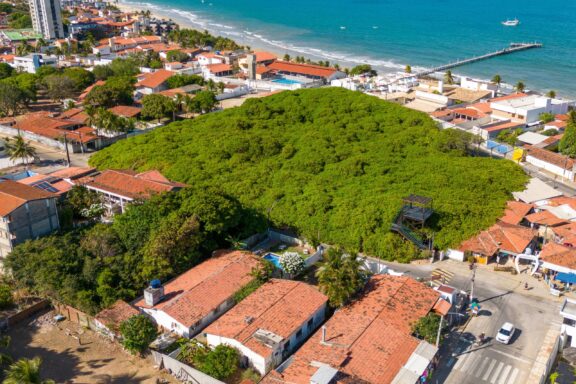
[206, 334, 270, 375]
[525, 155, 575, 181]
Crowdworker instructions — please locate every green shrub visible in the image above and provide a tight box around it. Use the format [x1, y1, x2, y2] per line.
[119, 314, 158, 355]
[0, 284, 13, 309]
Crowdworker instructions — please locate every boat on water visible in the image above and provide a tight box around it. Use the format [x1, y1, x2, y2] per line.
[502, 18, 520, 26]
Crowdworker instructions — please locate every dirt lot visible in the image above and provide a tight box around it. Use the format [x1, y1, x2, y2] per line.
[7, 311, 176, 384]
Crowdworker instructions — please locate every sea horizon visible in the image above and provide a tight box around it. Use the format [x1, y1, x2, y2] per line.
[119, 0, 576, 97]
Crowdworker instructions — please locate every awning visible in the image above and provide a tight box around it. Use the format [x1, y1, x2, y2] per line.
[556, 272, 576, 284]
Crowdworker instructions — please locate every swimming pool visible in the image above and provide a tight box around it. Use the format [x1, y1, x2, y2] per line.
[263, 253, 283, 269]
[272, 78, 302, 85]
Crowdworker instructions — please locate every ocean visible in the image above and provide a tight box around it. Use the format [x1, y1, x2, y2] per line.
[121, 0, 576, 96]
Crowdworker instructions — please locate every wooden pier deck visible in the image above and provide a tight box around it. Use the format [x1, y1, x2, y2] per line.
[416, 42, 543, 77]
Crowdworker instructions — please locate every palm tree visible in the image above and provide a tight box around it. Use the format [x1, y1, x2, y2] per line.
[217, 81, 225, 94]
[315, 248, 368, 308]
[444, 70, 454, 85]
[84, 105, 99, 136]
[5, 136, 36, 168]
[515, 81, 526, 93]
[547, 90, 556, 99]
[3, 357, 55, 384]
[491, 74, 502, 86]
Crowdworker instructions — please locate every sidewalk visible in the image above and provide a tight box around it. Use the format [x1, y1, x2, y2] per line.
[435, 259, 565, 304]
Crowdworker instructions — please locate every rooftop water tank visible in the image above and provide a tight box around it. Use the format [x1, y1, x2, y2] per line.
[150, 279, 161, 289]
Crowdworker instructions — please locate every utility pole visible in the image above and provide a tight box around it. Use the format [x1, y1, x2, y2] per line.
[435, 315, 444, 347]
[63, 133, 71, 167]
[470, 263, 477, 302]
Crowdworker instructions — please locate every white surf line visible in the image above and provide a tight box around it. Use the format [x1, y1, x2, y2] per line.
[490, 349, 532, 364]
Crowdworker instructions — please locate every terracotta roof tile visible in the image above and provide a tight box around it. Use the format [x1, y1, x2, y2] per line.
[540, 243, 576, 270]
[108, 105, 141, 118]
[95, 300, 139, 332]
[500, 201, 533, 225]
[136, 69, 174, 89]
[460, 222, 536, 256]
[206, 63, 232, 74]
[204, 279, 327, 359]
[526, 147, 575, 170]
[0, 180, 56, 216]
[267, 61, 338, 78]
[262, 275, 443, 384]
[81, 169, 183, 200]
[525, 210, 568, 227]
[135, 250, 262, 328]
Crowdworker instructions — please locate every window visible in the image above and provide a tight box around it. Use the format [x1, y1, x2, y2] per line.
[284, 340, 290, 350]
[296, 329, 302, 338]
[563, 317, 576, 327]
[307, 318, 314, 330]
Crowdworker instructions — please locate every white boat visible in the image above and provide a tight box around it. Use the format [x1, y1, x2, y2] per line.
[502, 18, 520, 26]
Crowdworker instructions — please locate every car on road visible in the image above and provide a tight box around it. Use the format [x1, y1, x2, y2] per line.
[496, 322, 515, 344]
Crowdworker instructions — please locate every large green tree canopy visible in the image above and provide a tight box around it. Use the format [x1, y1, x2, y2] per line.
[90, 88, 527, 258]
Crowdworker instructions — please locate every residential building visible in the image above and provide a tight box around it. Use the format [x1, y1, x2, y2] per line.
[29, 0, 65, 39]
[134, 250, 263, 338]
[458, 221, 537, 264]
[539, 243, 576, 275]
[17, 167, 96, 197]
[262, 275, 449, 384]
[135, 69, 175, 95]
[12, 53, 57, 74]
[81, 169, 184, 215]
[0, 180, 59, 258]
[204, 279, 328, 375]
[490, 93, 573, 124]
[266, 61, 346, 83]
[560, 298, 576, 347]
[460, 77, 498, 97]
[524, 147, 576, 182]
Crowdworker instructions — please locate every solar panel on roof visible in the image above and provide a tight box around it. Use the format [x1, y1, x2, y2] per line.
[33, 181, 58, 193]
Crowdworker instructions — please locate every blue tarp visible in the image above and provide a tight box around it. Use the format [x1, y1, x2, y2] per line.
[556, 272, 576, 284]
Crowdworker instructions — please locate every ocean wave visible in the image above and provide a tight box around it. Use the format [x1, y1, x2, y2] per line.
[118, 0, 409, 73]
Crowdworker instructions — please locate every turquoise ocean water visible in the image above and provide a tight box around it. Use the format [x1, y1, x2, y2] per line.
[124, 0, 576, 96]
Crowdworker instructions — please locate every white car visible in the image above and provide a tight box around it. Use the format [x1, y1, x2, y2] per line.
[496, 322, 515, 344]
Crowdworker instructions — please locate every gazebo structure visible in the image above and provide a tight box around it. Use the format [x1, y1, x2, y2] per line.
[391, 195, 434, 250]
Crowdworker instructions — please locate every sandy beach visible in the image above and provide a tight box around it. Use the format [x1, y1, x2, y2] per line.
[114, 1, 412, 74]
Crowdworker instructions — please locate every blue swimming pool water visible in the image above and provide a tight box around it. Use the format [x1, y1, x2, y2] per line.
[263, 253, 283, 269]
[272, 78, 302, 85]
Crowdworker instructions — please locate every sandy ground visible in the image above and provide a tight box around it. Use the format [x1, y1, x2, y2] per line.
[7, 311, 175, 384]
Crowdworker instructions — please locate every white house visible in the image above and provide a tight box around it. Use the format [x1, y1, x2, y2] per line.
[12, 54, 57, 74]
[197, 52, 224, 66]
[204, 279, 328, 375]
[560, 298, 576, 347]
[490, 94, 574, 124]
[524, 147, 576, 182]
[134, 250, 263, 338]
[460, 77, 497, 97]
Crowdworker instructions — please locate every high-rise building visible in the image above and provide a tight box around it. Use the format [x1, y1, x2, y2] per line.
[28, 0, 64, 39]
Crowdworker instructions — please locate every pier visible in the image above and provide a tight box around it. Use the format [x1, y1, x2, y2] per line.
[416, 42, 543, 77]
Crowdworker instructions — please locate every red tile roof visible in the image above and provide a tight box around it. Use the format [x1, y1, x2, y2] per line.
[0, 180, 56, 216]
[253, 51, 277, 63]
[204, 279, 327, 359]
[206, 63, 232, 74]
[108, 105, 141, 118]
[95, 300, 139, 332]
[468, 102, 493, 114]
[267, 61, 338, 79]
[551, 222, 576, 246]
[459, 222, 536, 256]
[525, 210, 568, 227]
[526, 147, 575, 170]
[81, 169, 184, 200]
[540, 243, 576, 270]
[490, 93, 528, 102]
[500, 201, 533, 225]
[14, 112, 98, 144]
[135, 250, 262, 328]
[452, 108, 485, 119]
[136, 69, 174, 89]
[48, 167, 96, 180]
[79, 80, 105, 100]
[483, 121, 524, 133]
[262, 275, 444, 384]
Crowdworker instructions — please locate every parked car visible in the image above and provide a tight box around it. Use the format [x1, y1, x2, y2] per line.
[496, 322, 515, 344]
